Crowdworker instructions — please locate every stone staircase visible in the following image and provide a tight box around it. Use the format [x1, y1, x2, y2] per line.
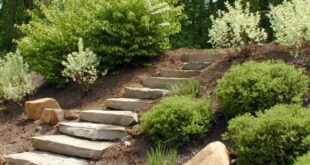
[4, 52, 219, 165]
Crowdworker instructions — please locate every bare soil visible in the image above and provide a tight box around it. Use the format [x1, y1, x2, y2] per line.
[0, 43, 309, 164]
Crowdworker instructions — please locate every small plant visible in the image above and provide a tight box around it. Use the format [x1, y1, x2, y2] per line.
[294, 152, 310, 165]
[224, 104, 310, 165]
[62, 39, 100, 92]
[269, 0, 310, 48]
[141, 95, 213, 147]
[147, 144, 177, 165]
[0, 51, 36, 102]
[169, 80, 201, 96]
[216, 60, 309, 118]
[208, 1, 267, 48]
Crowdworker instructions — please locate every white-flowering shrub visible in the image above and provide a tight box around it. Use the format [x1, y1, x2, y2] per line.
[269, 0, 310, 51]
[0, 51, 36, 102]
[62, 39, 100, 92]
[208, 1, 267, 48]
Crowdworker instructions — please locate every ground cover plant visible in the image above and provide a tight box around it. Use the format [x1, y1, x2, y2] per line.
[141, 95, 213, 147]
[147, 144, 177, 165]
[224, 104, 310, 165]
[216, 60, 309, 118]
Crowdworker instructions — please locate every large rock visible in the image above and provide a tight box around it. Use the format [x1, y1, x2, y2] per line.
[58, 122, 128, 140]
[143, 77, 193, 89]
[104, 98, 152, 111]
[41, 108, 65, 125]
[159, 69, 200, 78]
[4, 151, 88, 165]
[185, 141, 230, 165]
[25, 98, 61, 120]
[80, 110, 138, 126]
[124, 87, 170, 99]
[31, 135, 115, 159]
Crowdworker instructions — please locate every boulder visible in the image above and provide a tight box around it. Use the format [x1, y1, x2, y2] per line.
[41, 108, 65, 125]
[185, 141, 230, 165]
[25, 98, 61, 120]
[64, 109, 81, 120]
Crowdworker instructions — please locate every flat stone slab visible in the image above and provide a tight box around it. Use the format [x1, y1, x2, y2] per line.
[183, 62, 211, 70]
[105, 98, 152, 111]
[143, 77, 193, 89]
[124, 87, 170, 99]
[5, 151, 88, 165]
[31, 135, 115, 159]
[58, 122, 128, 140]
[181, 53, 225, 62]
[159, 69, 200, 78]
[80, 110, 138, 126]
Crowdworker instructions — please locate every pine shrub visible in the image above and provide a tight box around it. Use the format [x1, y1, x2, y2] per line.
[294, 152, 310, 165]
[216, 60, 309, 118]
[141, 95, 213, 147]
[224, 104, 310, 165]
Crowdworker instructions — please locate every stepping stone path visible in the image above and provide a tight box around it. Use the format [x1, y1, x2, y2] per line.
[4, 52, 221, 164]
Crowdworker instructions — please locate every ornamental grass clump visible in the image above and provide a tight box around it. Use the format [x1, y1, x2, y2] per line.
[0, 51, 36, 102]
[62, 39, 100, 92]
[141, 95, 213, 147]
[224, 104, 310, 165]
[169, 80, 201, 96]
[216, 60, 309, 118]
[208, 1, 267, 48]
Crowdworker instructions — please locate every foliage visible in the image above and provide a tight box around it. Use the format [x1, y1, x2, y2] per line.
[269, 0, 310, 59]
[147, 144, 177, 165]
[0, 51, 36, 102]
[17, 0, 182, 85]
[216, 60, 309, 118]
[141, 95, 213, 147]
[169, 80, 201, 96]
[62, 39, 100, 92]
[208, 1, 267, 48]
[224, 104, 310, 165]
[294, 152, 310, 165]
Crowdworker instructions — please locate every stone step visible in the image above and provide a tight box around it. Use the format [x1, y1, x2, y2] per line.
[143, 77, 193, 89]
[104, 98, 152, 111]
[5, 151, 88, 165]
[159, 69, 200, 78]
[181, 53, 224, 62]
[58, 122, 128, 140]
[124, 87, 170, 99]
[183, 62, 211, 70]
[31, 135, 115, 159]
[80, 110, 138, 126]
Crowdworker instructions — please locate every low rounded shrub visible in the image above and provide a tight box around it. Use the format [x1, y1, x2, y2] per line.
[216, 60, 309, 118]
[141, 95, 213, 147]
[224, 104, 310, 165]
[294, 152, 310, 165]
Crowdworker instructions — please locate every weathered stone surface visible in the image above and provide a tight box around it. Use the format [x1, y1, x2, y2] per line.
[143, 77, 193, 89]
[159, 69, 200, 78]
[183, 62, 211, 70]
[80, 110, 138, 126]
[41, 108, 65, 125]
[105, 98, 152, 111]
[185, 141, 230, 165]
[64, 109, 81, 120]
[4, 151, 88, 165]
[31, 135, 115, 159]
[58, 122, 128, 140]
[181, 53, 225, 62]
[124, 87, 170, 99]
[25, 98, 61, 120]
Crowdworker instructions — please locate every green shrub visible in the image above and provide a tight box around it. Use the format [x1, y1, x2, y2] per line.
[224, 104, 310, 165]
[216, 60, 309, 118]
[141, 95, 213, 147]
[169, 80, 201, 96]
[17, 0, 182, 85]
[147, 144, 177, 165]
[0, 51, 36, 102]
[294, 152, 310, 165]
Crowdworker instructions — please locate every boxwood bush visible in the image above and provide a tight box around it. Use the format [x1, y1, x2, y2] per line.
[216, 60, 309, 118]
[224, 104, 310, 165]
[141, 95, 213, 147]
[294, 152, 310, 165]
[17, 0, 182, 85]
